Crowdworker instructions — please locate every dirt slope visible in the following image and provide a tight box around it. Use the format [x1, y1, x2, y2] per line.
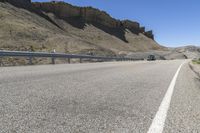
[174, 46, 200, 59]
[0, 1, 165, 57]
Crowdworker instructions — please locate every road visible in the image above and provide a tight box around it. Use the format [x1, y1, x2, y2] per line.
[0, 60, 200, 133]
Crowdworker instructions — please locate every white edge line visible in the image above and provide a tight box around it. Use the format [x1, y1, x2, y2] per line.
[147, 61, 186, 133]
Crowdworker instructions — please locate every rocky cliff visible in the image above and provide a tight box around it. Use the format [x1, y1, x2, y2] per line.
[0, 0, 164, 65]
[1, 0, 154, 40]
[32, 1, 154, 39]
[0, 0, 31, 8]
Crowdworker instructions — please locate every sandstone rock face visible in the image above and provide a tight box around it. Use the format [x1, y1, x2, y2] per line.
[0, 0, 165, 65]
[121, 20, 140, 34]
[32, 2, 154, 39]
[33, 2, 119, 28]
[144, 30, 154, 40]
[81, 7, 119, 28]
[139, 27, 145, 33]
[1, 0, 31, 8]
[1, 0, 155, 40]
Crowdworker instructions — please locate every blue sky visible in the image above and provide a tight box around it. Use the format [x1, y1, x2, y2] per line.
[32, 0, 200, 47]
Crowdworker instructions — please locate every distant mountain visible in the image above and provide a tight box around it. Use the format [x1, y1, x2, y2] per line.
[174, 45, 200, 59]
[127, 45, 200, 60]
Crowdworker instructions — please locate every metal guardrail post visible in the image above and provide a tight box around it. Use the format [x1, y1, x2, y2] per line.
[80, 58, 82, 63]
[28, 49, 33, 65]
[51, 57, 55, 64]
[68, 58, 71, 64]
[29, 57, 33, 65]
[0, 57, 2, 66]
[51, 49, 56, 64]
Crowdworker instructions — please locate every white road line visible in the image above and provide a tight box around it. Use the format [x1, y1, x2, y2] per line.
[147, 61, 185, 133]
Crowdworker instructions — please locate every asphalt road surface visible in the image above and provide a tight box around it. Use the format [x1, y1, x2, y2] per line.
[0, 60, 200, 133]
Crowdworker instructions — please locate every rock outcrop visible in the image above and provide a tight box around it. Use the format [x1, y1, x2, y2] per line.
[0, 0, 31, 8]
[144, 30, 154, 40]
[0, 0, 165, 66]
[121, 20, 140, 34]
[33, 2, 118, 28]
[32, 1, 154, 39]
[1, 0, 155, 39]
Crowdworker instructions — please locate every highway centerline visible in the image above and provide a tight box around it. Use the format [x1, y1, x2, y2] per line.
[147, 61, 186, 133]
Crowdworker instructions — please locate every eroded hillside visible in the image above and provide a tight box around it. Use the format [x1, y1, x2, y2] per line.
[0, 0, 166, 57]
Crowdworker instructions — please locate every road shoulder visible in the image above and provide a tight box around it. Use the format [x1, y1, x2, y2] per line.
[189, 61, 200, 78]
[164, 62, 200, 132]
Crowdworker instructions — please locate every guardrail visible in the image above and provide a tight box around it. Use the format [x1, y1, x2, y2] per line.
[0, 50, 142, 65]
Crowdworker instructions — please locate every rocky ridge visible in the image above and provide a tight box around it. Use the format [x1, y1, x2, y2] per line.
[0, 0, 31, 8]
[1, 0, 154, 40]
[32, 1, 154, 39]
[0, 0, 166, 65]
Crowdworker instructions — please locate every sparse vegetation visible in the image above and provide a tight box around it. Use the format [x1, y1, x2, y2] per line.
[0, 1, 163, 55]
[192, 59, 200, 64]
[2, 0, 200, 66]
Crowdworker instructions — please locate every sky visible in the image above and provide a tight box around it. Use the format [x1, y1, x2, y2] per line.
[32, 0, 200, 47]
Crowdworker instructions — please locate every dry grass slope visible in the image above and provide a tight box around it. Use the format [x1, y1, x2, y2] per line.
[0, 2, 165, 54]
[0, 1, 167, 65]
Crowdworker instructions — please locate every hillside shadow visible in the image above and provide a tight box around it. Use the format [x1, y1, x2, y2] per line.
[27, 6, 129, 42]
[3, 2, 63, 31]
[5, 2, 136, 43]
[31, 8, 64, 30]
[92, 22, 128, 43]
[60, 17, 128, 43]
